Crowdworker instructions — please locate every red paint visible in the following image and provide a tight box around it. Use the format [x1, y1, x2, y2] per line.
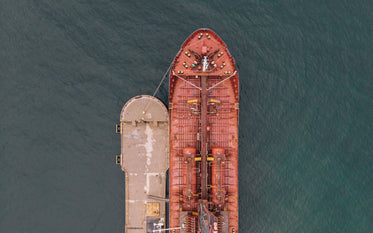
[169, 29, 239, 233]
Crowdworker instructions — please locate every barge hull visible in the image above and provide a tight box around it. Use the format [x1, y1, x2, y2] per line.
[118, 95, 169, 233]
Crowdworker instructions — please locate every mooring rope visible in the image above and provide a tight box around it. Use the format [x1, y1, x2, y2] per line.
[172, 71, 202, 90]
[140, 61, 173, 116]
[152, 62, 173, 97]
[207, 70, 237, 91]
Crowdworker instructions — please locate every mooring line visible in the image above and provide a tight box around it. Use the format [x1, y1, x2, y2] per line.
[172, 71, 202, 90]
[153, 62, 173, 97]
[141, 62, 173, 116]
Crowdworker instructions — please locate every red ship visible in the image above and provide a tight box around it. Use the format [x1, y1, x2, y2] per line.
[169, 29, 239, 233]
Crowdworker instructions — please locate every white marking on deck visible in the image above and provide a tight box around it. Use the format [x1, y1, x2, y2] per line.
[145, 173, 160, 194]
[144, 124, 155, 193]
[124, 128, 141, 139]
[144, 124, 154, 166]
[126, 200, 143, 203]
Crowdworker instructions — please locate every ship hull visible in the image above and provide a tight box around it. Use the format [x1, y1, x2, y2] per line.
[169, 29, 239, 233]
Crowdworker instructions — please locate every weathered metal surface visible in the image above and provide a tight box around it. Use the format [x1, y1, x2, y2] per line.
[119, 95, 169, 233]
[169, 29, 239, 233]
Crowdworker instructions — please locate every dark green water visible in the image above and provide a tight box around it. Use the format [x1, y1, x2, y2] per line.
[1, 1, 372, 232]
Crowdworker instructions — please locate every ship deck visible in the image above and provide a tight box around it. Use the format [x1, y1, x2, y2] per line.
[118, 95, 169, 233]
[168, 29, 239, 233]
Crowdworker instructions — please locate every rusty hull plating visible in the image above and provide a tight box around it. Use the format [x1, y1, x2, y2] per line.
[169, 29, 239, 233]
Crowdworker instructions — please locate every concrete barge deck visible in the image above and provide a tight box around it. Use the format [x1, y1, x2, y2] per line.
[116, 95, 169, 233]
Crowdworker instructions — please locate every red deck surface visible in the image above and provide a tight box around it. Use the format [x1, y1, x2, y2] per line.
[169, 29, 239, 233]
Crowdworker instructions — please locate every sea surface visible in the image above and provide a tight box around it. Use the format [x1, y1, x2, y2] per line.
[0, 1, 372, 233]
